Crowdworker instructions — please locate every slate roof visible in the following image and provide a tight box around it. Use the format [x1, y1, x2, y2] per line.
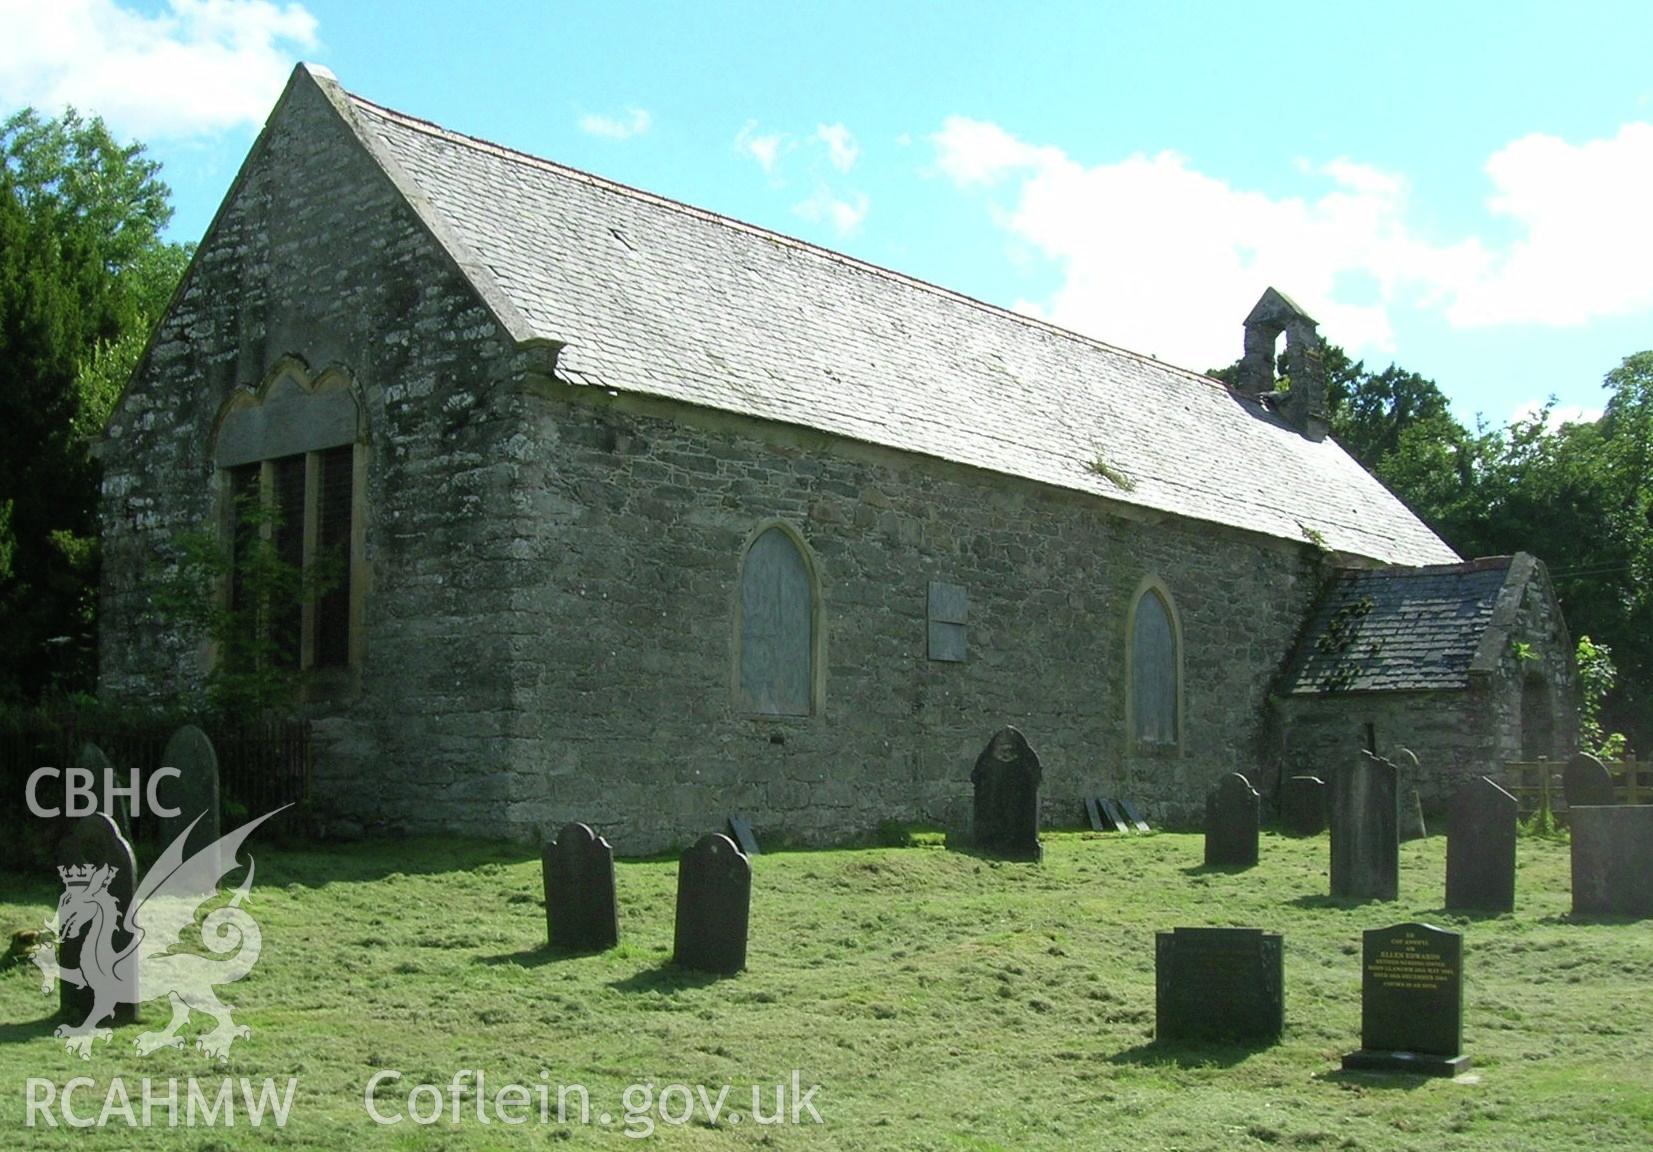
[1283, 557, 1517, 694]
[312, 66, 1458, 566]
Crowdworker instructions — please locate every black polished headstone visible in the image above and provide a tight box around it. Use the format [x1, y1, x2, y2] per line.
[1155, 927, 1283, 1043]
[1564, 752, 1615, 808]
[1330, 753, 1399, 901]
[54, 813, 139, 1025]
[1100, 798, 1132, 835]
[154, 725, 221, 862]
[1120, 799, 1152, 833]
[1204, 773, 1260, 868]
[1570, 805, 1653, 917]
[541, 822, 619, 953]
[1084, 796, 1106, 832]
[1281, 775, 1326, 835]
[673, 833, 752, 974]
[1445, 777, 1517, 913]
[1343, 923, 1469, 1076]
[726, 815, 760, 857]
[969, 727, 1042, 861]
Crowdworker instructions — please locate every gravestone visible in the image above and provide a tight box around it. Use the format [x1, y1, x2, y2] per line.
[155, 725, 221, 861]
[1563, 752, 1615, 808]
[54, 813, 139, 1025]
[1120, 799, 1152, 833]
[1100, 798, 1132, 835]
[1570, 805, 1653, 917]
[75, 742, 132, 841]
[969, 727, 1042, 861]
[1445, 776, 1517, 913]
[1395, 748, 1428, 841]
[1330, 753, 1399, 901]
[541, 822, 619, 952]
[726, 815, 760, 857]
[1155, 927, 1283, 1043]
[1281, 775, 1326, 835]
[673, 833, 752, 974]
[1084, 796, 1106, 832]
[1342, 923, 1469, 1076]
[1204, 773, 1260, 868]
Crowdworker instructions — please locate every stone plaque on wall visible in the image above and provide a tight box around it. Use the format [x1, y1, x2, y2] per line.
[1155, 927, 1283, 1043]
[1343, 922, 1469, 1076]
[927, 580, 968, 662]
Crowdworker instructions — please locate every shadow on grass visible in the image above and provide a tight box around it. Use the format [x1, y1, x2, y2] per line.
[473, 944, 602, 970]
[1108, 1039, 1267, 1069]
[1314, 1068, 1430, 1091]
[1537, 910, 1651, 927]
[1180, 862, 1257, 876]
[608, 961, 735, 994]
[0, 1015, 63, 1046]
[1288, 893, 1386, 910]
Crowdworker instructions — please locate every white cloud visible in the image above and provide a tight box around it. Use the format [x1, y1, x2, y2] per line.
[814, 123, 859, 172]
[735, 120, 787, 175]
[0, 0, 318, 140]
[930, 115, 1653, 372]
[793, 185, 868, 236]
[1510, 400, 1603, 430]
[577, 106, 651, 141]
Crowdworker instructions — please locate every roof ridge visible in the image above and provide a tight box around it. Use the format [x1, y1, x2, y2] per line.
[343, 90, 1237, 398]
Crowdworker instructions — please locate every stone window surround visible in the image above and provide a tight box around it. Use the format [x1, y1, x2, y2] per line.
[730, 519, 826, 721]
[1125, 575, 1185, 754]
[209, 357, 369, 696]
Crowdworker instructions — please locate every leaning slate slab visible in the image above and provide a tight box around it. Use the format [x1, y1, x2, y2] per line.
[969, 726, 1042, 861]
[1570, 805, 1653, 918]
[1119, 799, 1152, 833]
[673, 833, 751, 974]
[1342, 922, 1469, 1076]
[1330, 753, 1399, 901]
[1100, 798, 1132, 835]
[1204, 773, 1260, 868]
[542, 822, 619, 953]
[1445, 776, 1517, 913]
[1084, 796, 1106, 832]
[726, 815, 760, 857]
[1563, 752, 1615, 808]
[54, 813, 139, 1024]
[155, 725, 221, 863]
[1155, 927, 1283, 1043]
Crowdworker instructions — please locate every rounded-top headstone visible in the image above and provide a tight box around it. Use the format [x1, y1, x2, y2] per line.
[673, 833, 752, 975]
[74, 742, 132, 840]
[53, 813, 139, 1024]
[969, 726, 1043, 861]
[156, 725, 221, 858]
[542, 822, 618, 953]
[1564, 752, 1615, 808]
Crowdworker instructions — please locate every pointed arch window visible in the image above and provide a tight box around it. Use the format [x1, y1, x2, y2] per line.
[737, 526, 817, 716]
[1130, 584, 1180, 747]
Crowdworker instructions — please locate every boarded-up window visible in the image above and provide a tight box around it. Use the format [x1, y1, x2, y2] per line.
[270, 454, 307, 669]
[1132, 588, 1178, 745]
[740, 527, 813, 715]
[314, 445, 354, 668]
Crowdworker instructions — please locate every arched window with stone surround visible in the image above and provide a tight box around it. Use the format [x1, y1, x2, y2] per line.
[1129, 581, 1181, 748]
[737, 524, 817, 716]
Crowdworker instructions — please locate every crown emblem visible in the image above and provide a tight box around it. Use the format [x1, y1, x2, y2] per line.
[56, 863, 112, 887]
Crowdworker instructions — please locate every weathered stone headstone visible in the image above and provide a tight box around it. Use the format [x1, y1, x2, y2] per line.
[53, 813, 139, 1025]
[75, 742, 132, 842]
[1342, 923, 1469, 1076]
[1395, 748, 1428, 841]
[1084, 796, 1106, 832]
[1204, 773, 1260, 868]
[1120, 799, 1152, 833]
[541, 822, 619, 952]
[1564, 752, 1615, 808]
[1330, 752, 1399, 901]
[673, 833, 751, 974]
[1445, 776, 1517, 913]
[1155, 927, 1283, 1043]
[1100, 798, 1132, 835]
[155, 725, 221, 861]
[969, 727, 1042, 861]
[1281, 775, 1326, 835]
[726, 815, 760, 857]
[1570, 805, 1653, 917]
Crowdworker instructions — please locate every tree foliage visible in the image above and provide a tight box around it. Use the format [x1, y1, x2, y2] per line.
[0, 108, 191, 701]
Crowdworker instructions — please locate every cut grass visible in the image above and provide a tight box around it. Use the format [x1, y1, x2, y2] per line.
[1, 831, 1650, 1149]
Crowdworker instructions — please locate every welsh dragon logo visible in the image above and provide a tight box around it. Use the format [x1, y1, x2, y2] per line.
[32, 807, 286, 1061]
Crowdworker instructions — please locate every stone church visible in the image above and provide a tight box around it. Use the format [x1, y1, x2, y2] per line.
[97, 64, 1575, 849]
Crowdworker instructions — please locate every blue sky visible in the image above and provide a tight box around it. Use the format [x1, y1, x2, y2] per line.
[4, 0, 1651, 427]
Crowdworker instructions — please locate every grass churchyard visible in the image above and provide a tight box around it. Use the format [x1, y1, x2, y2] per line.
[3, 828, 1651, 1149]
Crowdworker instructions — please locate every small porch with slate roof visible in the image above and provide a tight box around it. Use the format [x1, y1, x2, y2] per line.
[1273, 553, 1577, 812]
